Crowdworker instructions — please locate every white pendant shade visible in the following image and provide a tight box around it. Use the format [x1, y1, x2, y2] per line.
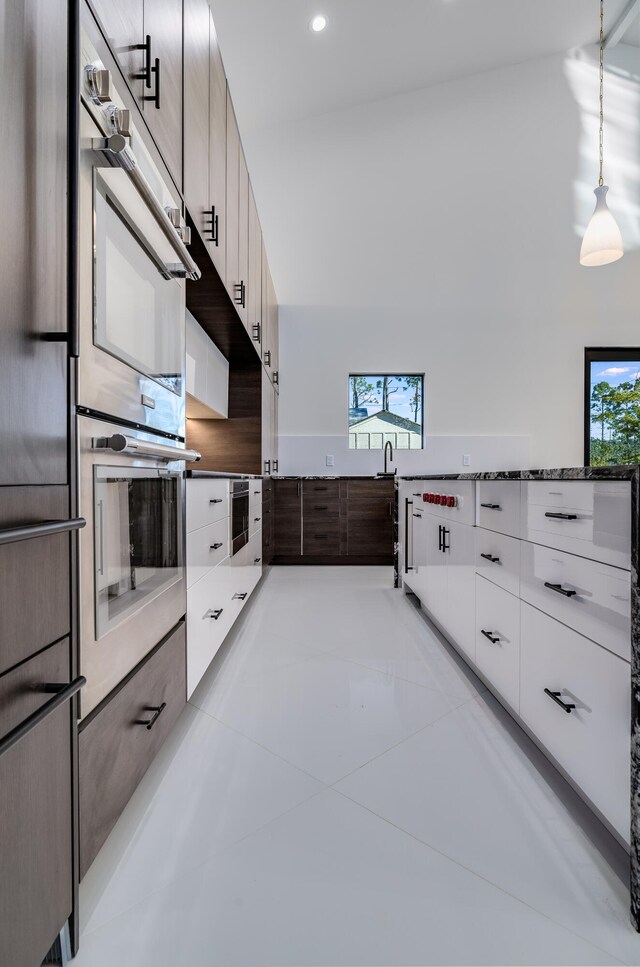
[580, 185, 624, 267]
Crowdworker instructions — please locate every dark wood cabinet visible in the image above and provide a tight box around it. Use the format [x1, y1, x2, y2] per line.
[0, 638, 74, 967]
[79, 621, 186, 879]
[274, 480, 302, 557]
[143, 0, 184, 186]
[273, 479, 394, 564]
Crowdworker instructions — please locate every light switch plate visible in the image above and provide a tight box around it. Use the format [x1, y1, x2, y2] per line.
[463, 454, 471, 466]
[326, 454, 335, 467]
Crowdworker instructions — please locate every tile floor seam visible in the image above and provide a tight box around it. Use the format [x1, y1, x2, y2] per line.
[80, 784, 330, 944]
[188, 701, 334, 786]
[330, 786, 628, 965]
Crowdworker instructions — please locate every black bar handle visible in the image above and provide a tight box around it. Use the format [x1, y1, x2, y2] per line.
[134, 35, 152, 87]
[264, 349, 272, 367]
[480, 503, 501, 510]
[480, 630, 500, 644]
[254, 517, 261, 522]
[413, 512, 422, 518]
[233, 592, 248, 601]
[0, 517, 85, 547]
[136, 702, 166, 730]
[314, 505, 328, 510]
[205, 206, 218, 245]
[210, 543, 223, 550]
[209, 498, 223, 504]
[544, 582, 577, 598]
[438, 523, 443, 551]
[544, 512, 578, 520]
[207, 608, 223, 620]
[544, 688, 576, 713]
[252, 322, 261, 343]
[480, 553, 500, 563]
[314, 534, 328, 539]
[442, 527, 450, 552]
[254, 557, 261, 564]
[0, 675, 86, 761]
[143, 57, 160, 108]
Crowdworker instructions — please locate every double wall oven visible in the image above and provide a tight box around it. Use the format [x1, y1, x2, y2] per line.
[76, 18, 201, 716]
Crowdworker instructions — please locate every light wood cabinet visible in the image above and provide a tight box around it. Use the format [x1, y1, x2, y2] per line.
[142, 0, 183, 186]
[88, 0, 144, 101]
[225, 91, 245, 319]
[209, 14, 227, 281]
[248, 186, 263, 353]
[183, 0, 210, 234]
[262, 253, 279, 387]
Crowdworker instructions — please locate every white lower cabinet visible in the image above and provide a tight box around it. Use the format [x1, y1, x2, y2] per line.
[520, 601, 630, 843]
[187, 558, 237, 698]
[475, 575, 520, 712]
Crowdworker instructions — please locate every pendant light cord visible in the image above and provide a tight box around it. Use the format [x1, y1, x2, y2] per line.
[599, 0, 604, 186]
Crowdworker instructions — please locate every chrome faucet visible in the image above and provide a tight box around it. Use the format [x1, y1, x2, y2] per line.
[384, 440, 394, 474]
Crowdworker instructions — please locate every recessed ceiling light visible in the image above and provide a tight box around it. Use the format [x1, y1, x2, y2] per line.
[310, 14, 327, 32]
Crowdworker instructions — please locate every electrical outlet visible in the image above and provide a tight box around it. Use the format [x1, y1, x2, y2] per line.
[463, 454, 471, 467]
[326, 454, 335, 467]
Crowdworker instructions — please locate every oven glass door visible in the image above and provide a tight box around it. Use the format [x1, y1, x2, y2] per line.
[93, 170, 184, 397]
[94, 465, 183, 639]
[231, 494, 249, 556]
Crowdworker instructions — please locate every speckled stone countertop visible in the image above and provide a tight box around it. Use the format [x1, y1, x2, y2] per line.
[399, 466, 638, 481]
[187, 470, 263, 479]
[270, 475, 395, 480]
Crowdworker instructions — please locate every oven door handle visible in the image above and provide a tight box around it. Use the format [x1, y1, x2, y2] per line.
[92, 133, 201, 282]
[94, 434, 201, 463]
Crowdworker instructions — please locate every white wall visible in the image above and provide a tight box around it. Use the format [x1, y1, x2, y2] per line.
[245, 46, 640, 472]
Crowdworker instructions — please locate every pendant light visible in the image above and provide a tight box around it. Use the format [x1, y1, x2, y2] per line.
[580, 0, 624, 266]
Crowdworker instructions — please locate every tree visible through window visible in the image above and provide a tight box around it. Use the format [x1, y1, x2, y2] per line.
[348, 374, 424, 450]
[585, 349, 640, 466]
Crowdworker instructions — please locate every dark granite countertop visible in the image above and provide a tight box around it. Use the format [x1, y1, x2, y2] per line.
[271, 475, 395, 481]
[399, 466, 638, 481]
[187, 470, 263, 479]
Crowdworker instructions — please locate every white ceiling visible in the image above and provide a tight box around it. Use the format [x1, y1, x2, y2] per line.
[209, 0, 632, 134]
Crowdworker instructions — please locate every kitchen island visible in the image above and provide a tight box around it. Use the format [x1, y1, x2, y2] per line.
[396, 466, 640, 929]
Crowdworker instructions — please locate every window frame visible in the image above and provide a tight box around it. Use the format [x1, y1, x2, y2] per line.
[348, 372, 425, 450]
[584, 347, 640, 466]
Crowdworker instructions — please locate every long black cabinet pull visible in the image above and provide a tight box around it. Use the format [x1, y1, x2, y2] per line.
[206, 608, 223, 620]
[441, 527, 450, 552]
[135, 35, 153, 87]
[136, 702, 166, 730]
[480, 503, 501, 510]
[438, 524, 443, 551]
[205, 206, 219, 245]
[234, 281, 246, 308]
[413, 513, 422, 518]
[209, 499, 223, 504]
[480, 553, 500, 563]
[544, 688, 576, 713]
[0, 675, 86, 760]
[314, 505, 329, 511]
[233, 592, 248, 601]
[143, 57, 161, 109]
[210, 543, 223, 550]
[0, 517, 85, 547]
[544, 512, 578, 520]
[544, 582, 577, 597]
[480, 630, 500, 644]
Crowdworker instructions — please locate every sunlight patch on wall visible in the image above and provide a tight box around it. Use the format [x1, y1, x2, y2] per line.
[565, 44, 640, 252]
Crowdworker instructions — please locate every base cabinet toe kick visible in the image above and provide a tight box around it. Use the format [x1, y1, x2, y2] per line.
[399, 471, 639, 926]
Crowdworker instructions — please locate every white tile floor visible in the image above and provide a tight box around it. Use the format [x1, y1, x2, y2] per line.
[74, 566, 640, 966]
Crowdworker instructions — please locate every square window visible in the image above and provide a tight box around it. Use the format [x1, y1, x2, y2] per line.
[348, 375, 424, 450]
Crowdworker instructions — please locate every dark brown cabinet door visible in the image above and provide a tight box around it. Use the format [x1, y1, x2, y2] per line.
[347, 496, 394, 558]
[79, 622, 186, 878]
[0, 638, 73, 967]
[209, 13, 227, 281]
[183, 0, 210, 239]
[89, 0, 144, 99]
[0, 0, 68, 486]
[303, 481, 340, 556]
[143, 0, 183, 186]
[274, 481, 302, 557]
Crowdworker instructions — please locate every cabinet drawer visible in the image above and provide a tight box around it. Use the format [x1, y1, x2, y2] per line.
[79, 621, 186, 877]
[186, 479, 230, 533]
[520, 602, 629, 842]
[0, 638, 74, 967]
[345, 479, 394, 499]
[475, 529, 520, 597]
[187, 563, 236, 698]
[477, 481, 521, 538]
[0, 530, 70, 675]
[303, 521, 340, 557]
[186, 517, 229, 589]
[475, 576, 520, 712]
[521, 481, 630, 569]
[303, 480, 339, 497]
[520, 542, 630, 661]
